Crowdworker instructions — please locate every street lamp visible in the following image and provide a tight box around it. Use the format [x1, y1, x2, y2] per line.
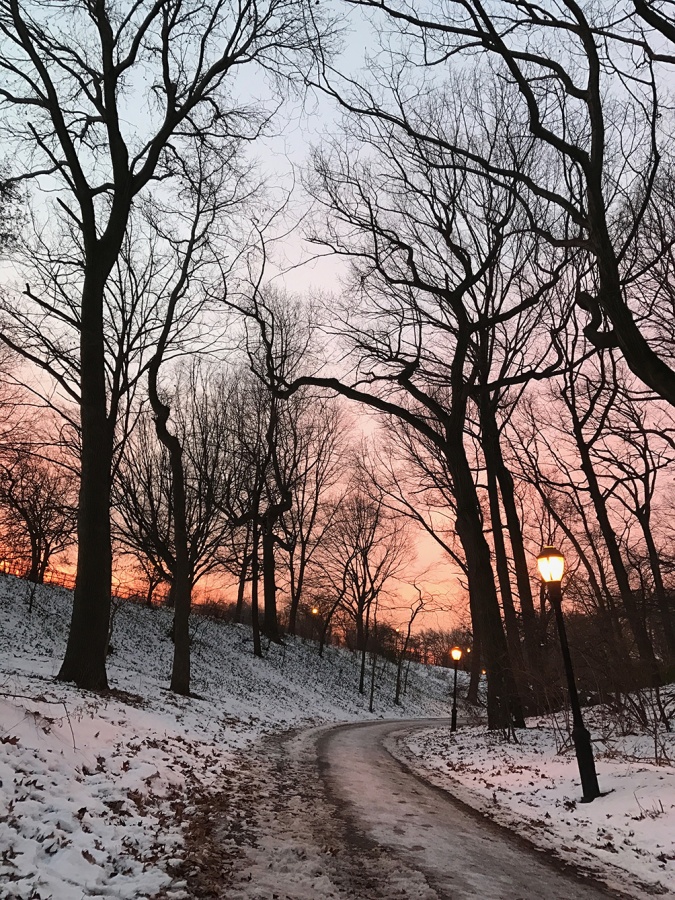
[450, 646, 462, 732]
[537, 545, 600, 802]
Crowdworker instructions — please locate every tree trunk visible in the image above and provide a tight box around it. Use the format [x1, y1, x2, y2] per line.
[36, 548, 49, 584]
[359, 604, 370, 694]
[484, 457, 530, 709]
[167, 476, 191, 696]
[395, 623, 413, 705]
[235, 551, 248, 624]
[151, 411, 192, 695]
[446, 429, 524, 728]
[494, 446, 540, 665]
[26, 529, 40, 583]
[589, 191, 675, 410]
[250, 520, 262, 658]
[467, 633, 481, 705]
[572, 411, 660, 681]
[369, 646, 378, 712]
[639, 510, 675, 661]
[355, 608, 366, 653]
[287, 554, 299, 636]
[287, 542, 307, 636]
[58, 274, 112, 690]
[145, 574, 160, 608]
[395, 652, 404, 706]
[319, 595, 343, 657]
[480, 393, 540, 676]
[261, 517, 282, 643]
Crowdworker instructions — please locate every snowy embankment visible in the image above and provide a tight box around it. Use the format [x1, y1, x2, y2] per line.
[3, 573, 674, 900]
[396, 705, 675, 898]
[0, 575, 451, 900]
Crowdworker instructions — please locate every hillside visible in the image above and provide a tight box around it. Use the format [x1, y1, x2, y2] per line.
[0, 575, 454, 900]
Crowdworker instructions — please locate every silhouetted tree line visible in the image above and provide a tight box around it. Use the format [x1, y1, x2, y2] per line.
[0, 1, 674, 727]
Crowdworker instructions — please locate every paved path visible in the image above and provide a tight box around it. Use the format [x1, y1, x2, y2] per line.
[186, 719, 630, 900]
[314, 719, 620, 899]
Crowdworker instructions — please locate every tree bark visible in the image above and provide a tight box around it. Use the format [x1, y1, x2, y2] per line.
[150, 402, 192, 696]
[261, 515, 282, 643]
[250, 520, 262, 658]
[57, 272, 113, 691]
[446, 427, 524, 728]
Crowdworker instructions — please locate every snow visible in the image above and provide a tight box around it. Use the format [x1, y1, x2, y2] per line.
[0, 575, 450, 900]
[1, 572, 674, 899]
[396, 705, 675, 898]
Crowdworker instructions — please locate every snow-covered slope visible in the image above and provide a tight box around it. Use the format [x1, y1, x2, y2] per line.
[5, 573, 672, 900]
[0, 575, 453, 900]
[398, 697, 675, 897]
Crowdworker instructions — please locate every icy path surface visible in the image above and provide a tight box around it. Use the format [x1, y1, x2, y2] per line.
[185, 720, 631, 900]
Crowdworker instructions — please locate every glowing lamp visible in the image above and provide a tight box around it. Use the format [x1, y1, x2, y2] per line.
[450, 646, 462, 662]
[537, 545, 565, 584]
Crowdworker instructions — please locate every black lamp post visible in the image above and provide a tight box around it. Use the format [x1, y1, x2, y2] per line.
[450, 646, 462, 732]
[537, 545, 600, 802]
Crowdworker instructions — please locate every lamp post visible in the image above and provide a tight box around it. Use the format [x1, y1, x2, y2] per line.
[450, 646, 462, 732]
[309, 606, 320, 639]
[537, 545, 600, 802]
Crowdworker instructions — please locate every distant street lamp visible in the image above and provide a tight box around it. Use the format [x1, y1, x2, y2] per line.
[450, 646, 462, 732]
[537, 545, 600, 802]
[309, 606, 320, 639]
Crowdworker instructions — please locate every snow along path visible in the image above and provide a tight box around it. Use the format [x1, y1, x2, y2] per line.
[170, 719, 633, 900]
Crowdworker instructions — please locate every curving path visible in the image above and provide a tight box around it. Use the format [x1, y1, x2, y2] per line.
[314, 719, 621, 899]
[188, 719, 631, 900]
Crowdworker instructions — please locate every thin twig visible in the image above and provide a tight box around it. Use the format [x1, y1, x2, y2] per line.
[61, 701, 76, 751]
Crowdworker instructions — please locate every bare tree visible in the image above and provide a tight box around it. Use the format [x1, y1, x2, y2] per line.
[394, 589, 425, 705]
[144, 147, 250, 694]
[280, 395, 347, 634]
[231, 288, 324, 646]
[316, 482, 410, 694]
[113, 417, 173, 597]
[326, 0, 675, 405]
[594, 391, 675, 663]
[113, 369, 235, 610]
[0, 445, 76, 582]
[269, 91, 562, 725]
[0, 0, 333, 689]
[219, 370, 270, 657]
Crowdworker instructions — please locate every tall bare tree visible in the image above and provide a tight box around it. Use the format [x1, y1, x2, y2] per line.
[0, 0, 333, 689]
[280, 395, 346, 634]
[328, 0, 675, 405]
[269, 88, 565, 725]
[317, 482, 410, 694]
